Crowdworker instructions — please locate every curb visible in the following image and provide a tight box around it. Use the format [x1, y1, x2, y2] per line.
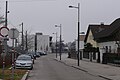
[54, 58, 113, 80]
[98, 75, 113, 80]
[71, 65, 88, 72]
[21, 70, 30, 80]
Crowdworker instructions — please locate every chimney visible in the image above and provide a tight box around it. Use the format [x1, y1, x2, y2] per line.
[101, 22, 104, 25]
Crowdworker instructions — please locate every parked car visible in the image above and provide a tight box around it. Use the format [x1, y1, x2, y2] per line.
[27, 52, 36, 60]
[38, 51, 47, 56]
[15, 54, 33, 70]
[27, 54, 35, 64]
[36, 52, 41, 57]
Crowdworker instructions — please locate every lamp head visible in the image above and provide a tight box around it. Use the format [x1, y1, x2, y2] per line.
[55, 25, 57, 27]
[69, 6, 73, 8]
[7, 11, 10, 13]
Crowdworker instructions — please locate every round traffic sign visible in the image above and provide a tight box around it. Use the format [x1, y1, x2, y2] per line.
[8, 28, 19, 39]
[0, 26, 9, 37]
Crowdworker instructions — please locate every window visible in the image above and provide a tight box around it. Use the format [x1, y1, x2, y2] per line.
[105, 46, 108, 53]
[109, 46, 111, 53]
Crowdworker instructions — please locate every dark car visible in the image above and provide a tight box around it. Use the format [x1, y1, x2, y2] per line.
[36, 52, 41, 57]
[27, 52, 36, 60]
[27, 54, 35, 64]
[38, 51, 47, 56]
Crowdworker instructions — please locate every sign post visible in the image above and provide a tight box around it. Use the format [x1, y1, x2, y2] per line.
[8, 28, 19, 80]
[0, 26, 9, 80]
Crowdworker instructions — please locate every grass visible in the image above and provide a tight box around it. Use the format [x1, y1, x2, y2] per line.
[0, 68, 27, 80]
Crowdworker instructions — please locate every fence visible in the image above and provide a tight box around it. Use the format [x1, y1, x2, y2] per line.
[0, 54, 12, 67]
[102, 53, 120, 64]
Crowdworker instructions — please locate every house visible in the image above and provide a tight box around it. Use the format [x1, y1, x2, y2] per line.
[94, 18, 120, 63]
[68, 35, 85, 59]
[84, 23, 110, 62]
[84, 23, 110, 47]
[76, 35, 85, 59]
[84, 18, 120, 63]
[95, 18, 120, 53]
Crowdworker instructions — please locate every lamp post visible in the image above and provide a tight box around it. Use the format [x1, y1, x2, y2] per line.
[69, 3, 80, 66]
[55, 24, 62, 60]
[21, 22, 24, 51]
[53, 32, 58, 58]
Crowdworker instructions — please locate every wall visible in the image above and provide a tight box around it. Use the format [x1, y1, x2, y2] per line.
[37, 35, 50, 53]
[76, 40, 84, 51]
[86, 30, 98, 47]
[98, 41, 117, 63]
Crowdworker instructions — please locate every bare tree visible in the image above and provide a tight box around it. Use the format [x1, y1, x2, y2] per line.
[24, 30, 35, 51]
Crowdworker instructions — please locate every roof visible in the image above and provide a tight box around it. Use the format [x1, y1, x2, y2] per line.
[85, 18, 120, 43]
[95, 18, 120, 39]
[84, 24, 109, 42]
[79, 35, 85, 41]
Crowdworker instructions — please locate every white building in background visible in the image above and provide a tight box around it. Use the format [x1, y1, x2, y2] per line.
[76, 35, 85, 51]
[27, 33, 52, 53]
[36, 33, 51, 53]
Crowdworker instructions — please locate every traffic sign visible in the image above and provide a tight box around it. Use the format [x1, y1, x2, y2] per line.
[8, 28, 19, 39]
[0, 26, 9, 37]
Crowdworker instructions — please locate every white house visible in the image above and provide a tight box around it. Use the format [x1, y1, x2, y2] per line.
[98, 41, 117, 63]
[75, 35, 85, 51]
[84, 18, 120, 63]
[75, 35, 85, 59]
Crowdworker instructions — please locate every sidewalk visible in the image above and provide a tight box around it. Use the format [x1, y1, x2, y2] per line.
[55, 53, 120, 80]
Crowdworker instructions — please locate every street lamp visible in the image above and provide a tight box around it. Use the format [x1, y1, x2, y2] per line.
[69, 3, 80, 66]
[53, 32, 58, 58]
[55, 24, 62, 60]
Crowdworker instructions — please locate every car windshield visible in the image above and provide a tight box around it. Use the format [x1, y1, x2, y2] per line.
[17, 56, 31, 61]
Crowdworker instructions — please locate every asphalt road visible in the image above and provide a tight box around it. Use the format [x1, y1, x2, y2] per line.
[27, 54, 106, 80]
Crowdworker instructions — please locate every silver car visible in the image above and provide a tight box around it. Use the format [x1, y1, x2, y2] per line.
[15, 54, 33, 70]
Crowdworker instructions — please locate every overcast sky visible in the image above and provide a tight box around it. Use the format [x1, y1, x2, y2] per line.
[0, 0, 120, 43]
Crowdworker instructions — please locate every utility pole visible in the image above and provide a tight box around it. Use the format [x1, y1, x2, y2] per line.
[55, 24, 62, 60]
[5, 1, 8, 27]
[35, 34, 37, 53]
[2, 1, 8, 80]
[53, 32, 58, 58]
[77, 3, 80, 66]
[21, 22, 24, 51]
[15, 39, 17, 62]
[25, 31, 28, 51]
[59, 24, 62, 60]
